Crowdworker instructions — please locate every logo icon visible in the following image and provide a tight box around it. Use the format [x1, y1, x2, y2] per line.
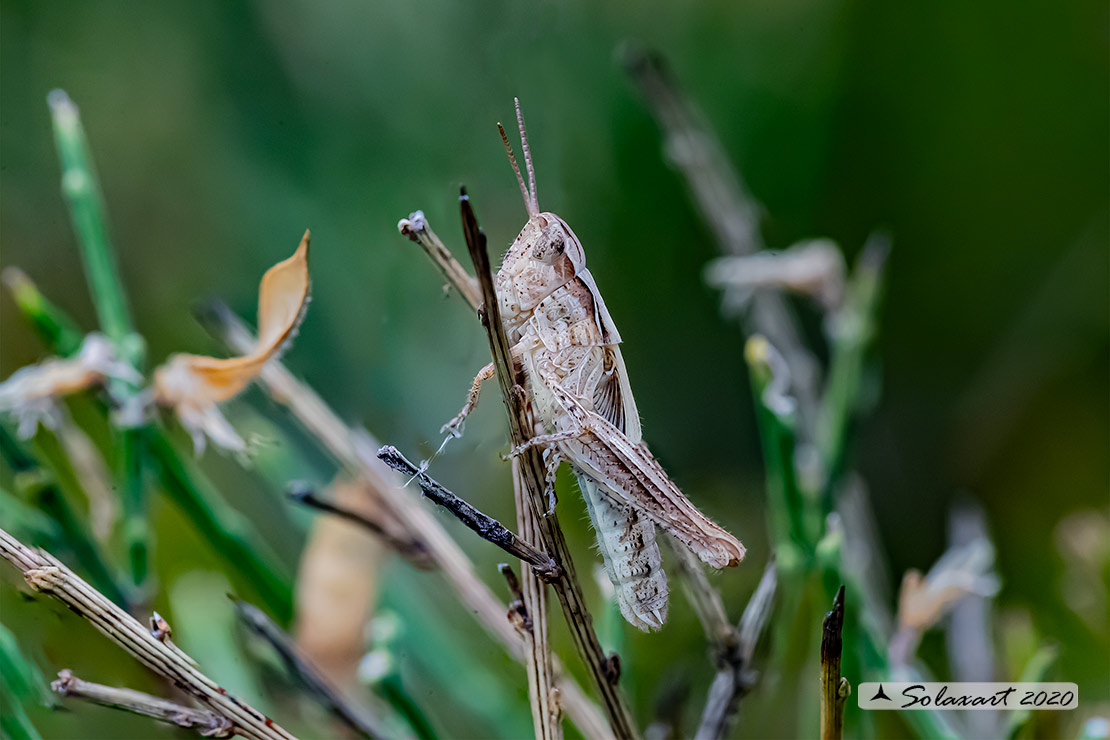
[870, 684, 892, 702]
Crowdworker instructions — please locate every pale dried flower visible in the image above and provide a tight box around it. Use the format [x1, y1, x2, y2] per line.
[153, 231, 310, 455]
[0, 333, 141, 437]
[705, 239, 846, 312]
[897, 539, 1001, 631]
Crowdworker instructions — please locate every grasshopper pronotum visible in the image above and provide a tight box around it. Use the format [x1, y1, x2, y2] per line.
[445, 100, 745, 631]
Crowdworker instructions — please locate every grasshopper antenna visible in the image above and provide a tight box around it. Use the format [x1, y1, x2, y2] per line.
[515, 97, 538, 217]
[498, 98, 540, 219]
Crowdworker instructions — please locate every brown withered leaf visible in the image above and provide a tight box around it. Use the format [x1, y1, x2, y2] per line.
[153, 231, 311, 454]
[294, 478, 385, 688]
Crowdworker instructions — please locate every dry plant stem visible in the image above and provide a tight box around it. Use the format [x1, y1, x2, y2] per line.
[669, 537, 736, 650]
[197, 303, 611, 740]
[820, 586, 849, 740]
[0, 527, 294, 740]
[401, 211, 563, 740]
[695, 560, 777, 740]
[513, 460, 563, 740]
[622, 49, 820, 436]
[398, 211, 482, 309]
[232, 599, 388, 740]
[376, 446, 561, 581]
[52, 670, 232, 737]
[287, 485, 434, 569]
[459, 190, 637, 740]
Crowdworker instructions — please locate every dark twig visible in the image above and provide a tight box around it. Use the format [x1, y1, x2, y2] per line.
[376, 445, 562, 582]
[51, 670, 232, 737]
[820, 586, 849, 740]
[695, 561, 777, 740]
[287, 482, 435, 570]
[458, 189, 638, 739]
[231, 598, 390, 740]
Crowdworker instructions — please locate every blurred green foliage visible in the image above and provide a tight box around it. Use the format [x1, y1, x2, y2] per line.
[0, 1, 1106, 738]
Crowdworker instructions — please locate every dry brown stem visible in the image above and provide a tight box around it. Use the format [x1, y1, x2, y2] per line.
[513, 460, 563, 740]
[288, 482, 433, 569]
[398, 210, 482, 309]
[0, 527, 294, 740]
[400, 207, 569, 740]
[819, 586, 849, 740]
[233, 599, 387, 739]
[694, 560, 777, 740]
[459, 189, 638, 739]
[51, 670, 233, 737]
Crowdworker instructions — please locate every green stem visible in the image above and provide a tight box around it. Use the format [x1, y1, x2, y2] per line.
[0, 426, 129, 608]
[47, 90, 132, 342]
[0, 622, 48, 740]
[119, 428, 149, 586]
[815, 238, 889, 511]
[745, 336, 813, 570]
[47, 90, 150, 588]
[1, 268, 83, 357]
[148, 430, 293, 622]
[381, 674, 439, 740]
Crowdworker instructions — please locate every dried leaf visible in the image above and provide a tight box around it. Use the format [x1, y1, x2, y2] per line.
[0, 333, 140, 437]
[153, 231, 310, 453]
[293, 478, 385, 688]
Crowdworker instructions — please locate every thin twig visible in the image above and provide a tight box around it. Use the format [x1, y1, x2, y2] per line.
[0, 527, 294, 740]
[51, 670, 233, 737]
[376, 446, 561, 581]
[512, 461, 563, 740]
[287, 483, 435, 570]
[819, 586, 849, 740]
[695, 560, 777, 740]
[458, 189, 638, 739]
[232, 599, 389, 740]
[398, 211, 482, 309]
[196, 301, 612, 740]
[622, 48, 821, 440]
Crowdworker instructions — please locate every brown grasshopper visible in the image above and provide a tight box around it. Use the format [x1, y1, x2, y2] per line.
[444, 100, 745, 631]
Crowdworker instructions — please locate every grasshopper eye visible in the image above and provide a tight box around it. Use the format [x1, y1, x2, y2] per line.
[532, 233, 565, 262]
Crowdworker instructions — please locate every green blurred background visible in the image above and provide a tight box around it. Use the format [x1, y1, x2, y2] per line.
[1, 1, 1106, 738]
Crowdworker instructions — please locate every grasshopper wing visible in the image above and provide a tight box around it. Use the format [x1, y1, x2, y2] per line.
[549, 381, 745, 569]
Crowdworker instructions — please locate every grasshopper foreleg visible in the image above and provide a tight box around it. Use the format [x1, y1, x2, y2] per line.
[441, 340, 533, 437]
[441, 362, 496, 437]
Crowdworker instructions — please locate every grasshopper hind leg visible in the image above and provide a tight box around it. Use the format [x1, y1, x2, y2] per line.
[578, 475, 668, 632]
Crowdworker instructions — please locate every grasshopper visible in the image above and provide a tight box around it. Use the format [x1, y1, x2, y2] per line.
[444, 100, 745, 631]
